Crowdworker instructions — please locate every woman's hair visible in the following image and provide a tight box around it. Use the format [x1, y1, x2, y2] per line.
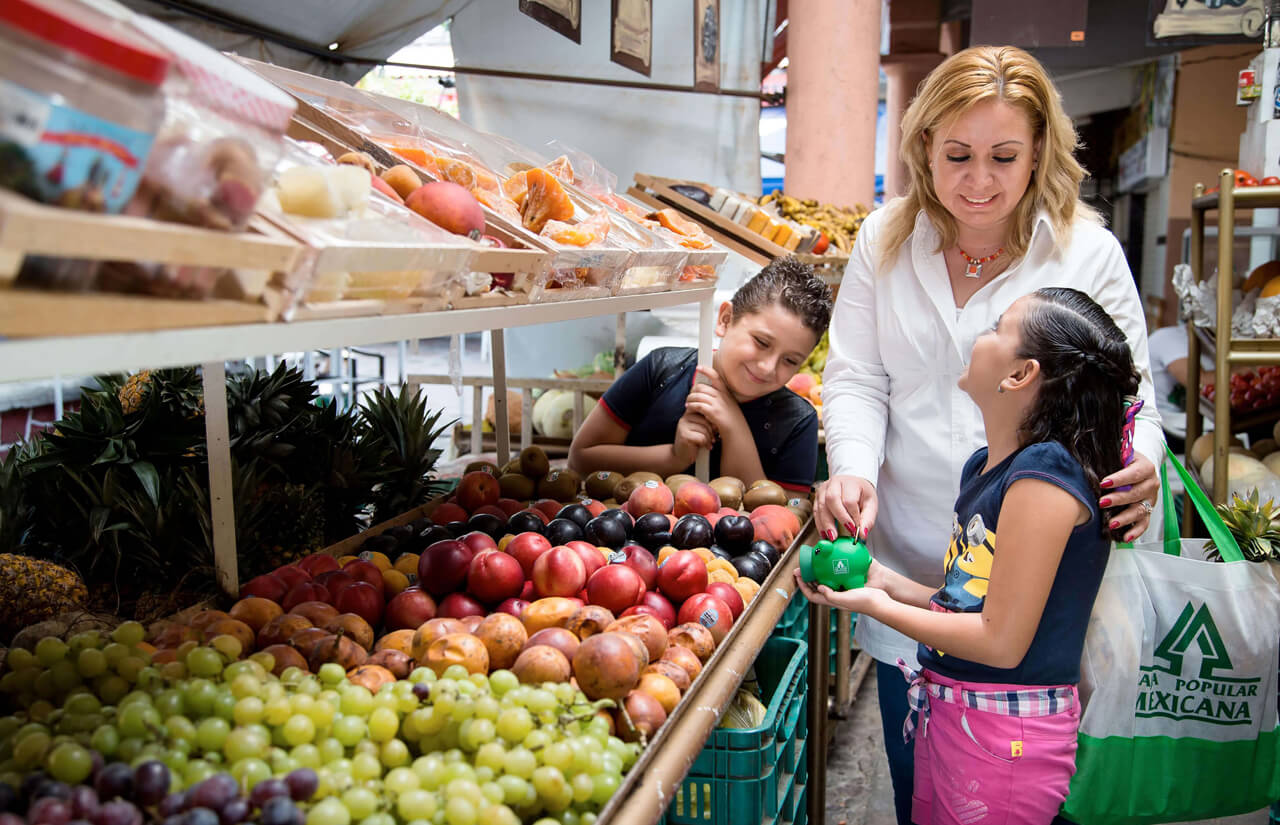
[731, 255, 833, 337]
[1017, 287, 1140, 540]
[879, 45, 1099, 270]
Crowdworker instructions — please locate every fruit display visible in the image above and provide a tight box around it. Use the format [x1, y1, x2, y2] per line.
[785, 329, 828, 413]
[758, 191, 868, 256]
[1200, 365, 1280, 413]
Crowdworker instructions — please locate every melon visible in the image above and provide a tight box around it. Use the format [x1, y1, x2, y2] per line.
[1201, 452, 1269, 490]
[1190, 431, 1244, 470]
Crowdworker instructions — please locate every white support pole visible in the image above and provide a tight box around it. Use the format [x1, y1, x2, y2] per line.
[202, 361, 239, 598]
[53, 376, 63, 419]
[471, 385, 484, 457]
[521, 389, 534, 452]
[695, 296, 715, 481]
[491, 328, 510, 468]
[572, 391, 584, 435]
[614, 313, 627, 375]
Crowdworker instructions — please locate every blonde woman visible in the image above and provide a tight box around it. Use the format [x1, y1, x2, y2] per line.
[816, 46, 1163, 824]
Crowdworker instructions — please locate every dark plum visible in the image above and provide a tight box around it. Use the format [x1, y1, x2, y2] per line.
[670, 514, 713, 549]
[631, 513, 672, 551]
[556, 504, 593, 529]
[583, 515, 628, 549]
[544, 518, 584, 546]
[749, 539, 781, 567]
[445, 521, 469, 537]
[714, 515, 755, 554]
[505, 511, 545, 536]
[731, 552, 771, 584]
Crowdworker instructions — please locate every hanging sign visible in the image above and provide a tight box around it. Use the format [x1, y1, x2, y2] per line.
[1150, 0, 1264, 40]
[611, 0, 653, 76]
[694, 0, 720, 91]
[519, 0, 581, 44]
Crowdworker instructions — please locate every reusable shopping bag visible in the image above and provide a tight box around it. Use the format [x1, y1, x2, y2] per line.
[1061, 447, 1280, 824]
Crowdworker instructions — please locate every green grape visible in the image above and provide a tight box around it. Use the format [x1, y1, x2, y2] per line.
[479, 782, 504, 805]
[526, 689, 557, 715]
[211, 690, 237, 721]
[231, 757, 271, 792]
[101, 642, 130, 666]
[115, 656, 146, 682]
[532, 767, 571, 812]
[306, 699, 336, 729]
[590, 772, 620, 806]
[340, 686, 375, 716]
[153, 688, 184, 718]
[159, 662, 187, 682]
[332, 714, 367, 747]
[136, 666, 163, 691]
[495, 773, 530, 806]
[502, 747, 536, 780]
[318, 663, 346, 686]
[224, 727, 267, 762]
[117, 736, 144, 763]
[76, 648, 108, 678]
[117, 702, 155, 738]
[6, 647, 36, 670]
[63, 691, 101, 716]
[473, 696, 500, 722]
[523, 729, 551, 752]
[380, 738, 410, 768]
[89, 724, 119, 756]
[183, 679, 218, 717]
[446, 779, 485, 808]
[229, 673, 263, 700]
[231, 696, 264, 727]
[444, 797, 476, 825]
[165, 715, 197, 743]
[473, 743, 507, 774]
[358, 815, 396, 825]
[570, 773, 594, 804]
[539, 742, 573, 774]
[476, 803, 520, 825]
[408, 667, 434, 683]
[579, 814, 597, 825]
[265, 696, 293, 726]
[196, 717, 230, 751]
[291, 743, 322, 768]
[45, 741, 92, 784]
[397, 789, 438, 821]
[184, 758, 216, 785]
[584, 715, 610, 744]
[35, 637, 69, 666]
[459, 719, 496, 751]
[343, 787, 381, 820]
[318, 736, 344, 764]
[443, 665, 470, 682]
[417, 706, 448, 737]
[383, 766, 419, 795]
[294, 675, 322, 697]
[411, 754, 446, 790]
[112, 620, 145, 646]
[354, 739, 379, 760]
[307, 797, 352, 825]
[371, 692, 399, 714]
[600, 753, 622, 777]
[283, 714, 317, 746]
[368, 707, 399, 743]
[351, 752, 381, 782]
[50, 660, 82, 692]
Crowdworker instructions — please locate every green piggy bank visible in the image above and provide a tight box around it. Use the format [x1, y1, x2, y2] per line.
[798, 536, 871, 591]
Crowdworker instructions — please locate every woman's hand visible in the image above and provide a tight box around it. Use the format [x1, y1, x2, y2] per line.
[813, 475, 878, 541]
[793, 569, 887, 615]
[1100, 452, 1159, 542]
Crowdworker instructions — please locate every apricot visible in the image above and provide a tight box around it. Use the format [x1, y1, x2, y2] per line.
[337, 151, 376, 176]
[366, 650, 413, 679]
[411, 618, 467, 662]
[374, 629, 416, 656]
[512, 645, 572, 685]
[425, 633, 489, 677]
[380, 164, 422, 200]
[460, 615, 485, 634]
[606, 614, 668, 663]
[643, 660, 691, 693]
[260, 644, 308, 676]
[661, 644, 704, 681]
[229, 597, 283, 633]
[520, 167, 574, 233]
[346, 664, 396, 693]
[325, 613, 375, 651]
[572, 632, 645, 701]
[636, 672, 681, 715]
[521, 597, 580, 636]
[370, 174, 403, 204]
[668, 623, 715, 663]
[407, 181, 485, 236]
[474, 613, 528, 671]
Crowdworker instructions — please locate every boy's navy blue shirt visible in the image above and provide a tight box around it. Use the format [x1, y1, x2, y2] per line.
[916, 441, 1111, 686]
[598, 347, 818, 491]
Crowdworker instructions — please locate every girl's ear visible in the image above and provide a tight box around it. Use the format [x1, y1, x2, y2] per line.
[715, 302, 733, 337]
[1005, 358, 1041, 393]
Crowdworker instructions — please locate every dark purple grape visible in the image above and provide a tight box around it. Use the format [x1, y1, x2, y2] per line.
[131, 763, 169, 807]
[246, 781, 286, 811]
[186, 778, 235, 814]
[256, 799, 297, 825]
[156, 795, 185, 819]
[68, 788, 97, 820]
[32, 783, 70, 803]
[281, 771, 315, 803]
[1, 815, 24, 825]
[217, 799, 249, 825]
[90, 801, 139, 825]
[0, 784, 16, 813]
[182, 808, 218, 825]
[68, 820, 91, 825]
[161, 816, 184, 825]
[21, 774, 49, 803]
[93, 765, 134, 803]
[26, 797, 70, 825]
[411, 682, 431, 701]
[88, 754, 104, 783]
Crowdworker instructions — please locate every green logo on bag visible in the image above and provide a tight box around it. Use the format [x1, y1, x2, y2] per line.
[1135, 601, 1261, 727]
[1153, 601, 1233, 679]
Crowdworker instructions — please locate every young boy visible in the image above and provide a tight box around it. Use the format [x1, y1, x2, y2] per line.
[568, 256, 832, 492]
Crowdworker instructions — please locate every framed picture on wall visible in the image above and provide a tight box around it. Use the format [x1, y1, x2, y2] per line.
[611, 0, 652, 75]
[519, 0, 581, 44]
[694, 0, 720, 91]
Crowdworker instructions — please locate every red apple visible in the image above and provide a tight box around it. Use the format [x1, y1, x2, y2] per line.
[344, 560, 384, 591]
[496, 498, 524, 517]
[457, 470, 501, 512]
[273, 565, 310, 590]
[678, 593, 733, 644]
[240, 575, 287, 602]
[459, 531, 500, 555]
[621, 545, 658, 590]
[418, 540, 476, 597]
[638, 591, 677, 629]
[282, 581, 329, 612]
[497, 597, 531, 618]
[385, 589, 437, 631]
[532, 547, 588, 598]
[586, 564, 646, 614]
[468, 549, 525, 604]
[657, 550, 708, 603]
[298, 554, 340, 577]
[438, 592, 487, 619]
[534, 499, 562, 521]
[314, 570, 356, 597]
[335, 581, 383, 627]
[432, 502, 468, 523]
[567, 541, 606, 579]
[507, 532, 553, 578]
[705, 582, 745, 621]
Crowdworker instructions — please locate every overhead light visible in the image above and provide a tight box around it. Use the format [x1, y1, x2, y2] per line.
[328, 42, 340, 51]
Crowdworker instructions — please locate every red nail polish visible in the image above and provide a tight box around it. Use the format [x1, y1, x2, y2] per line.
[1101, 479, 1114, 489]
[826, 530, 837, 541]
[861, 527, 869, 539]
[1109, 521, 1120, 530]
[1100, 498, 1111, 507]
[845, 522, 856, 535]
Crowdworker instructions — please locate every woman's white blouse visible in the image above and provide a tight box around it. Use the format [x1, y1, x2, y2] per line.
[822, 205, 1164, 667]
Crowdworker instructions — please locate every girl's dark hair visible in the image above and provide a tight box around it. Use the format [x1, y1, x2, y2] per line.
[1016, 287, 1141, 540]
[731, 256, 833, 337]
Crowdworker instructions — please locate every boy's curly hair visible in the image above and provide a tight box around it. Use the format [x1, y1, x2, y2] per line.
[731, 256, 833, 337]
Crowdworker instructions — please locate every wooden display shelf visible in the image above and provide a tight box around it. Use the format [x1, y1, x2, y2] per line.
[0, 289, 275, 337]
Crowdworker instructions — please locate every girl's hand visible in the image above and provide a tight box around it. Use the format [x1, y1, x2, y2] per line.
[813, 475, 878, 541]
[672, 411, 715, 467]
[793, 569, 887, 614]
[685, 367, 745, 436]
[1100, 452, 1159, 542]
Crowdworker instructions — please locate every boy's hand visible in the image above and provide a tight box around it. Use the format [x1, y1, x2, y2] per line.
[793, 568, 888, 615]
[672, 410, 715, 468]
[685, 367, 746, 438]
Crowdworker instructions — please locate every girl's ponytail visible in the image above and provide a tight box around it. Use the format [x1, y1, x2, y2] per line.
[1016, 287, 1142, 540]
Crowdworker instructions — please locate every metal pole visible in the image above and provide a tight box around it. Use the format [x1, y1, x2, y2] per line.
[835, 609, 852, 711]
[808, 602, 830, 825]
[1213, 169, 1234, 506]
[202, 361, 239, 598]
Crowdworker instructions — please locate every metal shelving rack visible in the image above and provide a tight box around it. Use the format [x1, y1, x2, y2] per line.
[1185, 169, 1280, 528]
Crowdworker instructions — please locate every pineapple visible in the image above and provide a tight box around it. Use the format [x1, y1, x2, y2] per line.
[0, 554, 88, 639]
[1206, 489, 1280, 562]
[117, 369, 153, 416]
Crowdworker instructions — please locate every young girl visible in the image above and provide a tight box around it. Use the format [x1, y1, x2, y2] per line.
[569, 256, 832, 491]
[798, 287, 1141, 824]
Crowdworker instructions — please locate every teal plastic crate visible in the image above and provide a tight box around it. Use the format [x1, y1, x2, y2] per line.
[772, 593, 857, 675]
[686, 635, 808, 778]
[666, 737, 808, 825]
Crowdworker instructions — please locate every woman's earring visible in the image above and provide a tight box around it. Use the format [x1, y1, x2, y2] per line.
[996, 384, 1005, 394]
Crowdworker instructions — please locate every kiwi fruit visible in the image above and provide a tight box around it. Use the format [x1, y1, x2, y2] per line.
[747, 478, 780, 492]
[466, 460, 500, 477]
[519, 446, 550, 479]
[743, 482, 788, 511]
[665, 474, 697, 495]
[786, 496, 814, 522]
[537, 469, 580, 502]
[616, 471, 663, 503]
[500, 458, 522, 475]
[709, 477, 745, 510]
[499, 472, 536, 501]
[585, 470, 623, 501]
